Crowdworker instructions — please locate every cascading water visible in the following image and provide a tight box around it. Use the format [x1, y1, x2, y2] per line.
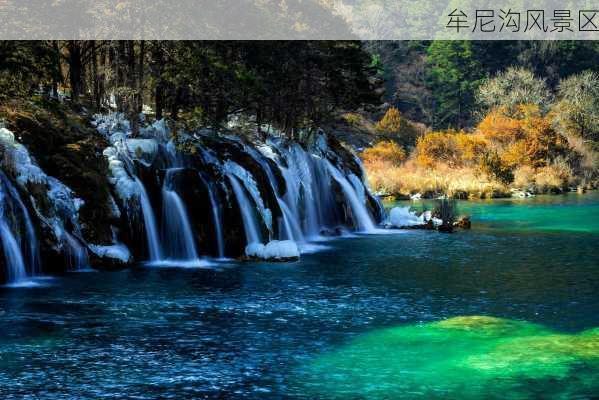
[228, 176, 263, 245]
[246, 144, 306, 243]
[198, 173, 225, 258]
[63, 231, 90, 271]
[278, 200, 304, 241]
[134, 177, 163, 261]
[267, 141, 339, 239]
[325, 161, 376, 232]
[0, 171, 40, 284]
[0, 171, 40, 275]
[0, 218, 27, 283]
[161, 169, 200, 261]
[95, 113, 384, 262]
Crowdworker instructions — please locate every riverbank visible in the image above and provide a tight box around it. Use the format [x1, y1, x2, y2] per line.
[364, 159, 596, 200]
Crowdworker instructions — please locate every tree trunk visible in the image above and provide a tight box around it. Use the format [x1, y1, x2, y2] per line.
[51, 40, 61, 98]
[137, 40, 145, 113]
[127, 41, 140, 137]
[68, 41, 82, 101]
[91, 42, 100, 109]
[155, 83, 164, 120]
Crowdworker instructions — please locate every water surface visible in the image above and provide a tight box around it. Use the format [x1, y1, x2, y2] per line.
[1, 193, 597, 399]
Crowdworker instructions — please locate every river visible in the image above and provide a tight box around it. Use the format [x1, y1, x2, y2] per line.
[0, 192, 597, 399]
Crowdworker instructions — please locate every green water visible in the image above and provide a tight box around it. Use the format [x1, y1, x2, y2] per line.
[299, 316, 599, 399]
[296, 192, 599, 400]
[398, 192, 599, 234]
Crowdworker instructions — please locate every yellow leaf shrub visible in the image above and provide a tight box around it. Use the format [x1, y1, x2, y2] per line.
[415, 130, 488, 168]
[375, 107, 403, 133]
[375, 107, 421, 146]
[477, 104, 569, 168]
[361, 140, 406, 166]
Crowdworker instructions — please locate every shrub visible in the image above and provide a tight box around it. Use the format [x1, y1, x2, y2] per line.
[477, 108, 525, 144]
[361, 140, 406, 166]
[342, 112, 363, 127]
[375, 107, 421, 147]
[477, 105, 569, 169]
[477, 67, 553, 114]
[375, 107, 403, 133]
[535, 159, 574, 192]
[479, 151, 514, 185]
[553, 70, 599, 141]
[415, 131, 460, 167]
[434, 198, 457, 232]
[415, 130, 487, 168]
[513, 165, 536, 189]
[501, 140, 529, 167]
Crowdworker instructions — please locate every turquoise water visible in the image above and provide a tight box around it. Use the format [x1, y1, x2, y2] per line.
[398, 191, 599, 233]
[0, 193, 597, 399]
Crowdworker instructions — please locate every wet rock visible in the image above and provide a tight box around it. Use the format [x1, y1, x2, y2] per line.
[437, 223, 454, 233]
[454, 216, 472, 230]
[88, 244, 132, 270]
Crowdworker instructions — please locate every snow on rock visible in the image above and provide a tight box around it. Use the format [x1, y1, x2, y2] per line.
[94, 114, 169, 201]
[264, 240, 300, 260]
[125, 138, 159, 166]
[256, 143, 279, 161]
[92, 112, 130, 137]
[245, 243, 266, 258]
[88, 243, 132, 263]
[0, 128, 45, 185]
[102, 145, 139, 201]
[389, 207, 435, 228]
[0, 127, 86, 249]
[245, 240, 300, 261]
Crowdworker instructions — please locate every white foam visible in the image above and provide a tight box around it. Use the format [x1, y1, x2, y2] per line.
[145, 259, 215, 268]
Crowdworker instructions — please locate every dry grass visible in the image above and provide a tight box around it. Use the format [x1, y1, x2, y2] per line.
[364, 156, 582, 198]
[364, 158, 510, 198]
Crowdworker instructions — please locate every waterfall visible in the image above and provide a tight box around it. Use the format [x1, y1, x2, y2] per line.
[278, 200, 304, 242]
[134, 177, 163, 261]
[161, 169, 199, 261]
[224, 161, 272, 238]
[95, 113, 385, 262]
[0, 171, 40, 284]
[325, 161, 376, 232]
[0, 218, 27, 283]
[269, 142, 336, 238]
[199, 174, 225, 258]
[246, 144, 304, 243]
[0, 171, 40, 275]
[63, 231, 90, 271]
[228, 176, 262, 245]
